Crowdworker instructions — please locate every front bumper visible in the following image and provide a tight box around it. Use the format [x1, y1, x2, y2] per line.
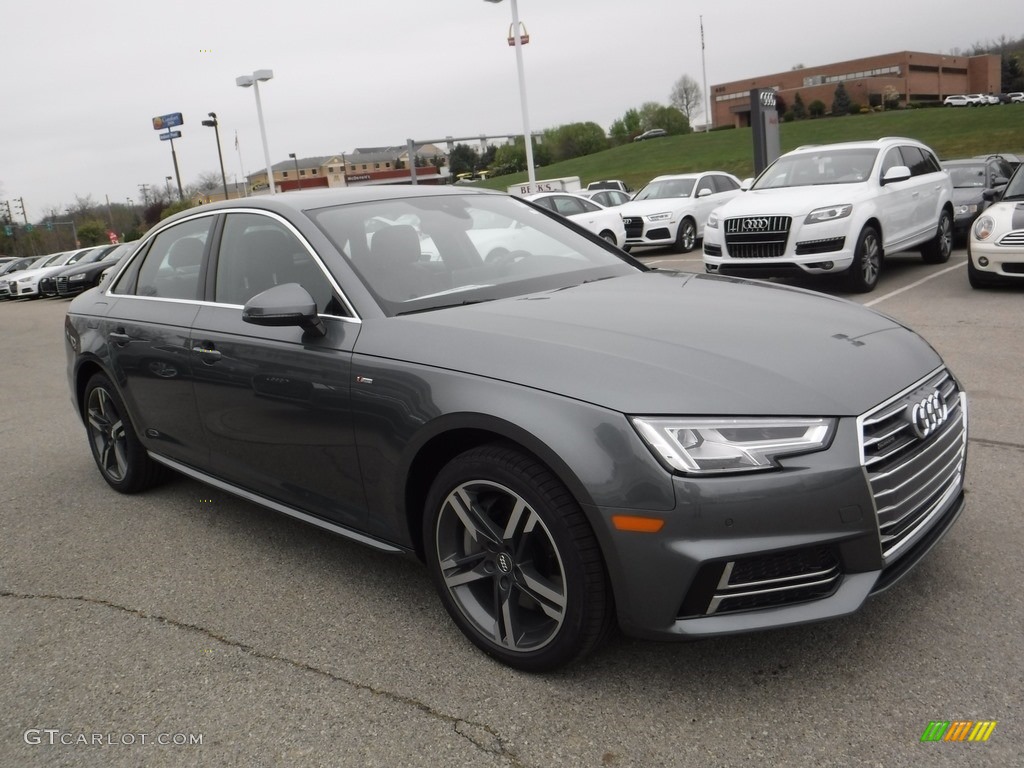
[622, 216, 678, 248]
[970, 234, 1024, 280]
[703, 216, 855, 277]
[595, 369, 967, 640]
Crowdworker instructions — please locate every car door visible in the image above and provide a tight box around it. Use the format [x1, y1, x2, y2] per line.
[899, 145, 944, 242]
[877, 146, 918, 249]
[189, 210, 368, 529]
[99, 214, 213, 467]
[693, 174, 740, 236]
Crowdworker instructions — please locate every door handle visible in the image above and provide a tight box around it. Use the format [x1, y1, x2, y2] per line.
[191, 345, 222, 363]
[108, 331, 130, 345]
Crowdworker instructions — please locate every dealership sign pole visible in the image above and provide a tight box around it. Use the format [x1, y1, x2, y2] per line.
[153, 112, 185, 201]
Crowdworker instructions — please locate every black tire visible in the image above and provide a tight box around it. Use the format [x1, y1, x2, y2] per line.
[845, 225, 882, 292]
[424, 444, 613, 672]
[83, 373, 167, 493]
[599, 230, 617, 246]
[674, 218, 697, 253]
[921, 209, 953, 264]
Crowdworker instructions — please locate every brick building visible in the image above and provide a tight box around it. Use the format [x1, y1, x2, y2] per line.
[711, 50, 1002, 128]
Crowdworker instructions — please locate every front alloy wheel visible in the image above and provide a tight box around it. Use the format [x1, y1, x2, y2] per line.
[674, 218, 697, 253]
[425, 445, 612, 671]
[846, 225, 882, 292]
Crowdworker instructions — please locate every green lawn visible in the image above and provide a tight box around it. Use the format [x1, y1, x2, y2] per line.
[477, 105, 1024, 192]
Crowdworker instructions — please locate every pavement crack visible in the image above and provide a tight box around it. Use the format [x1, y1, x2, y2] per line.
[1, 589, 524, 766]
[969, 436, 1024, 453]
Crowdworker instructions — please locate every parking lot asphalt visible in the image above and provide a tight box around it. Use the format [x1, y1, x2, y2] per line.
[2, 249, 1021, 767]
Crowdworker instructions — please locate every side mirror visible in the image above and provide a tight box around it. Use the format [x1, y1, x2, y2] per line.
[881, 165, 912, 185]
[740, 178, 754, 191]
[697, 188, 713, 198]
[242, 282, 326, 337]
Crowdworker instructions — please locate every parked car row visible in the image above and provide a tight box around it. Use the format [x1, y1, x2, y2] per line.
[0, 241, 137, 301]
[943, 92, 1024, 106]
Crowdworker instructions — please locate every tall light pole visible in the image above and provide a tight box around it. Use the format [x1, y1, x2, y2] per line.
[165, 176, 173, 199]
[202, 112, 230, 200]
[484, 0, 535, 185]
[236, 69, 276, 194]
[289, 152, 303, 190]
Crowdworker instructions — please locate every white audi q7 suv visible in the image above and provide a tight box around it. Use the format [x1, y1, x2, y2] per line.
[703, 137, 954, 292]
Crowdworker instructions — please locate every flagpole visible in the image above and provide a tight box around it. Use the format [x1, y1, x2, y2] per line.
[700, 15, 710, 132]
[235, 131, 249, 196]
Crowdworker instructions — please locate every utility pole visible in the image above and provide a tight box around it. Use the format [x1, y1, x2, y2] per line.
[138, 183, 150, 206]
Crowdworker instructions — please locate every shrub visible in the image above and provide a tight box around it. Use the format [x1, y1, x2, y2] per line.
[809, 99, 826, 118]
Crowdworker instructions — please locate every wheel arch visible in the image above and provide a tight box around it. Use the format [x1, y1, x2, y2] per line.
[73, 357, 110, 423]
[400, 414, 596, 561]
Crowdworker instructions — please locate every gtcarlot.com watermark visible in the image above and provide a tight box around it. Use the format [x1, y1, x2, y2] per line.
[24, 729, 203, 747]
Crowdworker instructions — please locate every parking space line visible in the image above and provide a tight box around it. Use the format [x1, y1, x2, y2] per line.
[864, 260, 966, 307]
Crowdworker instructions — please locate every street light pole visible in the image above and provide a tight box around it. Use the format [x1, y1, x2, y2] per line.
[236, 69, 276, 194]
[165, 176, 173, 200]
[289, 153, 302, 190]
[484, 0, 535, 185]
[202, 112, 230, 200]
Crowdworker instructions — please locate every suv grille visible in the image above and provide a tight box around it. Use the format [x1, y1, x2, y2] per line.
[859, 368, 967, 564]
[723, 216, 791, 258]
[56, 276, 70, 294]
[622, 217, 644, 238]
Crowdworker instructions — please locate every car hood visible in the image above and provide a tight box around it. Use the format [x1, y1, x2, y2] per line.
[354, 271, 941, 416]
[716, 185, 867, 217]
[5, 266, 53, 282]
[619, 198, 692, 215]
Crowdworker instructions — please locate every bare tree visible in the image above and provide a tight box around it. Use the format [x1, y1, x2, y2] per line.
[669, 74, 703, 122]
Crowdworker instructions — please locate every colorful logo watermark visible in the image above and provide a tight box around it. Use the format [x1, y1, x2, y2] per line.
[920, 721, 997, 742]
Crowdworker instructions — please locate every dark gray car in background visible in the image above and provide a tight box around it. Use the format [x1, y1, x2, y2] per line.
[64, 187, 967, 671]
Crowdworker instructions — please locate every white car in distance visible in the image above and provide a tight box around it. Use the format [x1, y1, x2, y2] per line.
[617, 172, 743, 253]
[522, 192, 627, 248]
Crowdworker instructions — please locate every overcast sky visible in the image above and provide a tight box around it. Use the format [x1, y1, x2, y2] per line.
[1, 0, 1018, 220]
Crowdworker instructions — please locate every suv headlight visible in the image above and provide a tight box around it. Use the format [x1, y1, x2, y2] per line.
[647, 212, 672, 222]
[706, 212, 719, 229]
[631, 417, 835, 475]
[805, 205, 852, 224]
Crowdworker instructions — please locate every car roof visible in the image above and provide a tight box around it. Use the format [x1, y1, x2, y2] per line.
[788, 137, 923, 155]
[163, 185, 503, 224]
[647, 173, 703, 182]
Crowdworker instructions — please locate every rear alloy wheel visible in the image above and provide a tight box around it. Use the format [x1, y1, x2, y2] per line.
[921, 209, 953, 264]
[424, 444, 612, 671]
[674, 218, 697, 253]
[83, 374, 167, 493]
[599, 230, 617, 246]
[845, 225, 882, 292]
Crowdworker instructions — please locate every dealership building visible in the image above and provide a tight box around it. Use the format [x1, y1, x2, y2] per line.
[711, 50, 1002, 128]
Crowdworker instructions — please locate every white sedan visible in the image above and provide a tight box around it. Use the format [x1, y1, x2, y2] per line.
[522, 192, 627, 248]
[617, 171, 743, 252]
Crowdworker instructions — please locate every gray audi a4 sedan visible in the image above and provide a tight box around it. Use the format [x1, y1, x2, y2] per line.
[64, 186, 967, 671]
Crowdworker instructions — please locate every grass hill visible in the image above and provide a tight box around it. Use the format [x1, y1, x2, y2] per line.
[477, 105, 1024, 191]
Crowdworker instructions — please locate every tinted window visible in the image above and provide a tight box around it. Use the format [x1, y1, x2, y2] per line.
[898, 146, 931, 177]
[712, 175, 740, 193]
[214, 212, 342, 315]
[132, 216, 214, 300]
[879, 147, 904, 179]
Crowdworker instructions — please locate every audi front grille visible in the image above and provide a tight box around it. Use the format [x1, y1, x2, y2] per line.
[859, 367, 967, 565]
[723, 215, 792, 258]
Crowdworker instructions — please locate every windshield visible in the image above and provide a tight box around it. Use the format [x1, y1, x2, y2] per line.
[754, 148, 879, 189]
[946, 164, 986, 188]
[309, 192, 639, 316]
[1001, 165, 1024, 201]
[634, 178, 695, 201]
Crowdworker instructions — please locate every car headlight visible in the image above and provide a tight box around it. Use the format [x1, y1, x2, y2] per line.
[647, 212, 672, 222]
[973, 215, 995, 240]
[69, 273, 87, 282]
[631, 417, 835, 475]
[804, 205, 852, 225]
[706, 212, 719, 229]
[956, 204, 978, 216]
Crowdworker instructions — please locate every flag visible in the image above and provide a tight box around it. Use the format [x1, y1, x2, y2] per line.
[234, 131, 239, 151]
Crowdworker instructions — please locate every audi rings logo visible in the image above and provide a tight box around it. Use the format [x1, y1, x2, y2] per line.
[742, 217, 770, 231]
[496, 552, 514, 573]
[908, 389, 948, 439]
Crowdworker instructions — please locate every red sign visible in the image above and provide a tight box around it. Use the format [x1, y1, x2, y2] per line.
[108, 231, 119, 244]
